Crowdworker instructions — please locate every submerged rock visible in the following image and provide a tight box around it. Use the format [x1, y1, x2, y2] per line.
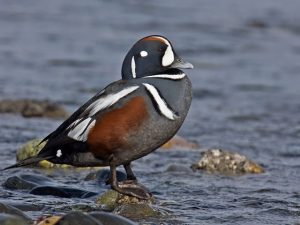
[192, 149, 264, 175]
[0, 99, 68, 118]
[30, 186, 97, 198]
[0, 203, 31, 224]
[161, 135, 198, 150]
[55, 211, 103, 225]
[3, 173, 55, 190]
[3, 176, 37, 190]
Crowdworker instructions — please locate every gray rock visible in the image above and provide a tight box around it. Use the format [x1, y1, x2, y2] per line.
[191, 149, 264, 175]
[0, 213, 29, 225]
[114, 203, 161, 220]
[55, 211, 103, 225]
[0, 99, 68, 119]
[3, 176, 37, 190]
[89, 212, 136, 225]
[0, 203, 31, 223]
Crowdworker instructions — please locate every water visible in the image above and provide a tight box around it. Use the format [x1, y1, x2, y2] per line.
[0, 0, 300, 224]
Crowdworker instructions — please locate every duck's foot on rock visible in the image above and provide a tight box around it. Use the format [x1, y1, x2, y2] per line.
[116, 180, 152, 200]
[96, 187, 155, 211]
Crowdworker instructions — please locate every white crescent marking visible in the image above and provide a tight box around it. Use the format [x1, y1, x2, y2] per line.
[143, 83, 178, 120]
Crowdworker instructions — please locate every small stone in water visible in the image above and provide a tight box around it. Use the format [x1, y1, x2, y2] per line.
[192, 148, 264, 175]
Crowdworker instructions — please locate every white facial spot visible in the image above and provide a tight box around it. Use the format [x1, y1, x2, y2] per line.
[140, 51, 148, 57]
[56, 150, 62, 158]
[131, 56, 136, 78]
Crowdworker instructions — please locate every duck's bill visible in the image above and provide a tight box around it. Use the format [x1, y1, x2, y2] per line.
[170, 57, 194, 69]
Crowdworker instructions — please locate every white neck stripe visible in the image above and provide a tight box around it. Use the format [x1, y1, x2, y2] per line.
[143, 83, 178, 120]
[144, 73, 186, 80]
[131, 56, 136, 78]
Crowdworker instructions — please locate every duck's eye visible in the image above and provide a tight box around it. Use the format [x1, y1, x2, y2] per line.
[140, 51, 148, 57]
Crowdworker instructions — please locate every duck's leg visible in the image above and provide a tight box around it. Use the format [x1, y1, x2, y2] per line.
[123, 162, 137, 181]
[109, 156, 151, 199]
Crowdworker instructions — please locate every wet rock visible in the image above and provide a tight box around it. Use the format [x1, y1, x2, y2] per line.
[16, 139, 71, 169]
[89, 212, 136, 225]
[55, 211, 103, 225]
[114, 203, 161, 220]
[96, 188, 154, 211]
[0, 203, 31, 223]
[0, 213, 29, 225]
[0, 99, 68, 118]
[3, 176, 37, 190]
[95, 190, 119, 211]
[30, 186, 97, 198]
[191, 149, 264, 175]
[161, 135, 198, 150]
[3, 173, 55, 190]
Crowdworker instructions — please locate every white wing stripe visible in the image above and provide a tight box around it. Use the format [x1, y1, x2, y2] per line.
[87, 86, 139, 117]
[144, 73, 186, 80]
[143, 83, 177, 120]
[68, 118, 94, 141]
[67, 85, 139, 141]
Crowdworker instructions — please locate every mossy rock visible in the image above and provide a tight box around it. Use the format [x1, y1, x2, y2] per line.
[96, 190, 154, 211]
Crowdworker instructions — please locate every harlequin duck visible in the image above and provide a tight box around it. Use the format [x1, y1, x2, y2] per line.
[4, 35, 193, 199]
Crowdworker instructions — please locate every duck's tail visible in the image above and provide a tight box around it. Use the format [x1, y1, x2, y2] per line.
[2, 155, 54, 171]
